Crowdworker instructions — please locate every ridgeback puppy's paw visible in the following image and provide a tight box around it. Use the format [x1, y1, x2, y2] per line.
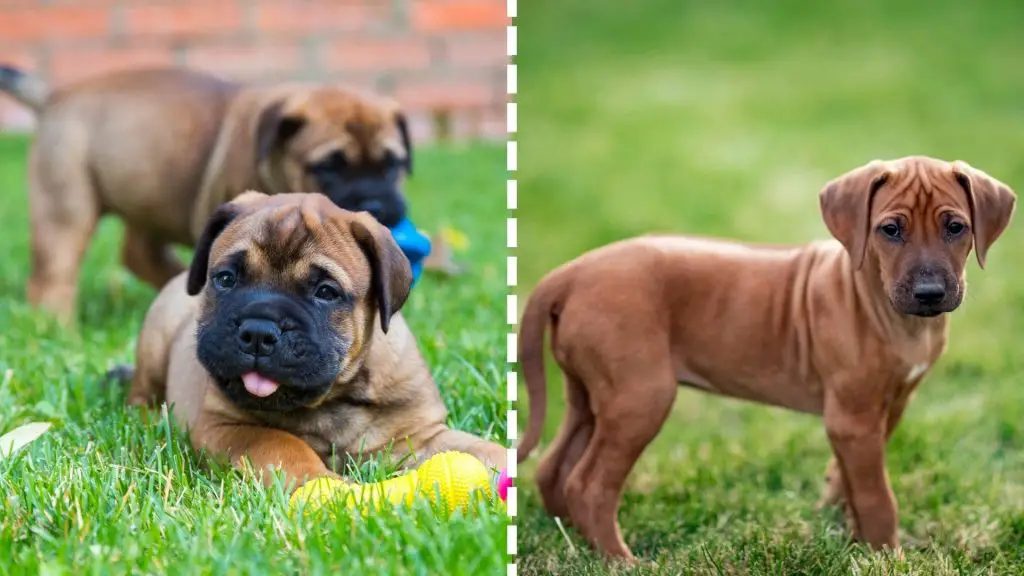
[602, 552, 660, 572]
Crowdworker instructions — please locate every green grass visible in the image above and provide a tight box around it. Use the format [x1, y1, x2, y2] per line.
[0, 136, 509, 575]
[517, 0, 1024, 573]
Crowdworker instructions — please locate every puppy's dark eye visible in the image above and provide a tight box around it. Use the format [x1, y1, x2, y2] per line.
[314, 283, 342, 302]
[880, 222, 901, 239]
[946, 221, 966, 236]
[212, 270, 236, 291]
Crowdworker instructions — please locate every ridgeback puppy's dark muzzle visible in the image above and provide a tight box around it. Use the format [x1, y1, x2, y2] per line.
[893, 260, 962, 317]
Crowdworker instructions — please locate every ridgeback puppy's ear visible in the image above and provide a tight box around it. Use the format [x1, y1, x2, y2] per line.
[952, 161, 1017, 269]
[819, 160, 892, 270]
[349, 213, 413, 333]
[187, 203, 243, 296]
[255, 101, 306, 165]
[395, 111, 414, 176]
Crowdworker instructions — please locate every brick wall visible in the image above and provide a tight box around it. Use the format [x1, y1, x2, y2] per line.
[0, 0, 507, 142]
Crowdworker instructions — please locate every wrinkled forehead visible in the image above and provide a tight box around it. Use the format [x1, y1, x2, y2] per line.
[210, 203, 368, 291]
[872, 161, 970, 217]
[295, 93, 405, 164]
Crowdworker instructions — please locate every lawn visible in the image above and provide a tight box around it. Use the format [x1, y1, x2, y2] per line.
[516, 0, 1024, 573]
[0, 136, 509, 575]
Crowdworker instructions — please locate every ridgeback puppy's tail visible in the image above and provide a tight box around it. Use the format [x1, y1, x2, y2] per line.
[516, 264, 571, 464]
[0, 65, 49, 112]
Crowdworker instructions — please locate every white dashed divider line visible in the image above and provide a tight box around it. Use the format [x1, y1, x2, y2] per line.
[507, 65, 517, 96]
[507, 180, 517, 209]
[507, 102, 517, 133]
[507, 218, 517, 248]
[506, 1, 519, 571]
[507, 293, 518, 324]
[506, 333, 517, 364]
[507, 27, 517, 56]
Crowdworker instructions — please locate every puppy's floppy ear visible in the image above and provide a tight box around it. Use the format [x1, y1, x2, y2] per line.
[349, 213, 413, 333]
[255, 101, 306, 164]
[952, 161, 1017, 269]
[187, 203, 242, 296]
[819, 160, 892, 270]
[395, 111, 413, 176]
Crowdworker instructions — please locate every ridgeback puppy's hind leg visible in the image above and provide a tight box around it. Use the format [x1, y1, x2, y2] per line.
[121, 227, 186, 290]
[563, 352, 677, 561]
[25, 153, 101, 324]
[535, 373, 593, 522]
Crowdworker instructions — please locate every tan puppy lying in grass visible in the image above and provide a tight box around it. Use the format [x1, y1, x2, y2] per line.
[113, 191, 506, 495]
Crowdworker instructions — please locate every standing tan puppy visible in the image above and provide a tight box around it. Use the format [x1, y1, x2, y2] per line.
[116, 191, 504, 490]
[516, 157, 1016, 561]
[0, 65, 414, 323]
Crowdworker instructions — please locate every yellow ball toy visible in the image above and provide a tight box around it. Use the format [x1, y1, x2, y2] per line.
[289, 451, 494, 516]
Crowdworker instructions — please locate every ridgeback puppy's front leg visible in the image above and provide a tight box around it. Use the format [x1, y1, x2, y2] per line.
[818, 394, 911, 511]
[823, 395, 899, 550]
[193, 422, 337, 491]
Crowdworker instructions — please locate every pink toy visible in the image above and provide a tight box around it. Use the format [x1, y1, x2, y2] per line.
[496, 467, 511, 501]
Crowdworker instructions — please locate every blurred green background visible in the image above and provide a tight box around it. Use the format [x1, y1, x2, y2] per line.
[517, 0, 1024, 573]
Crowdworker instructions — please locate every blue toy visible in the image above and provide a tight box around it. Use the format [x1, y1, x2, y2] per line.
[389, 217, 432, 286]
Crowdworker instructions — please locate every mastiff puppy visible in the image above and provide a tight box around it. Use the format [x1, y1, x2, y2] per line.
[116, 191, 505, 490]
[0, 65, 414, 323]
[516, 156, 1015, 561]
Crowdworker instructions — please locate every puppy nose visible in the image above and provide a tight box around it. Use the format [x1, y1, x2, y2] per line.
[237, 319, 280, 356]
[912, 281, 946, 304]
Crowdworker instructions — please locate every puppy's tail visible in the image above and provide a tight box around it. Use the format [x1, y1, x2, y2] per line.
[516, 264, 571, 464]
[0, 65, 49, 112]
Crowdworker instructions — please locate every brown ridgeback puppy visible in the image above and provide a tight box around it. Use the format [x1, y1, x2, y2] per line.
[516, 156, 1016, 561]
[0, 65, 415, 324]
[113, 191, 504, 490]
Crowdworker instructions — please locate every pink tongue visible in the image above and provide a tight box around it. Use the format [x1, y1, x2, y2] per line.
[241, 372, 280, 398]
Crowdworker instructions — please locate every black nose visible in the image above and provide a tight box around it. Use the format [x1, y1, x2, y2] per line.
[237, 319, 280, 355]
[912, 281, 946, 305]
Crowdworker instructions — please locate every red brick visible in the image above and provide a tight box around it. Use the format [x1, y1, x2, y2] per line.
[441, 32, 506, 68]
[397, 111, 435, 142]
[125, 2, 244, 38]
[186, 41, 303, 81]
[411, 0, 506, 32]
[0, 6, 109, 43]
[326, 38, 432, 72]
[253, 0, 388, 33]
[393, 77, 499, 111]
[49, 45, 176, 86]
[323, 75, 382, 95]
